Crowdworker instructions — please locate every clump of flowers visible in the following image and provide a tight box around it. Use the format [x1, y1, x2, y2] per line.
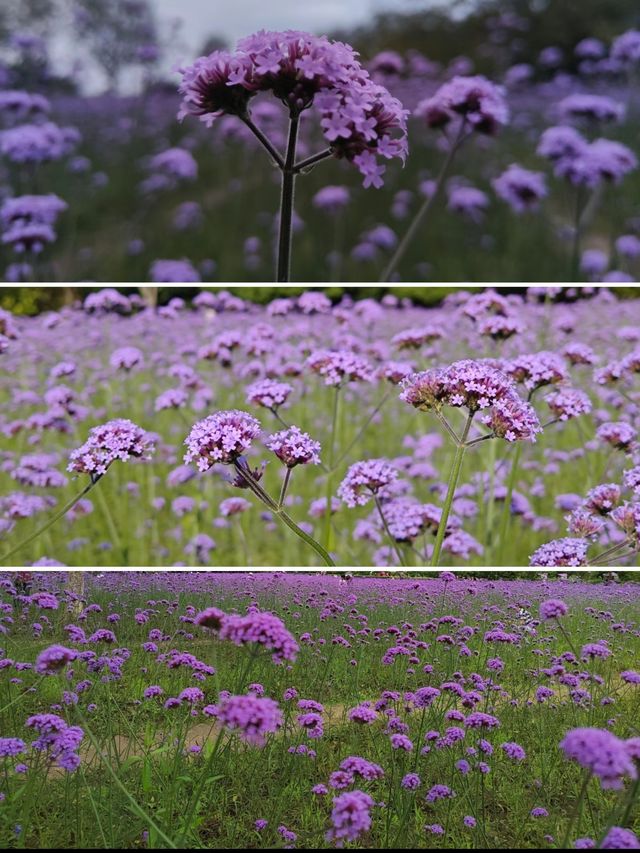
[184, 410, 261, 470]
[177, 30, 408, 281]
[338, 459, 398, 508]
[69, 419, 156, 480]
[529, 537, 589, 567]
[184, 411, 333, 565]
[560, 727, 637, 790]
[265, 427, 321, 468]
[215, 694, 283, 746]
[492, 164, 547, 213]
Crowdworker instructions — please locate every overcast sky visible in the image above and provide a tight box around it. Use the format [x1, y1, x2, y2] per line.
[46, 0, 443, 91]
[155, 0, 426, 49]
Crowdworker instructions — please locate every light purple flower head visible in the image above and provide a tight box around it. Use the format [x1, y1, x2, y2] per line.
[492, 164, 547, 213]
[184, 410, 261, 470]
[266, 426, 321, 468]
[68, 419, 155, 479]
[546, 387, 592, 421]
[560, 728, 637, 790]
[177, 30, 408, 187]
[338, 459, 398, 507]
[307, 349, 374, 386]
[246, 378, 293, 410]
[35, 644, 77, 675]
[416, 75, 509, 135]
[327, 790, 375, 845]
[216, 694, 283, 746]
[530, 537, 589, 567]
[539, 598, 568, 620]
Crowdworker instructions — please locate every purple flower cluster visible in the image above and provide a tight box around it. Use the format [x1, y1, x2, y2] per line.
[177, 30, 408, 187]
[415, 75, 509, 135]
[401, 359, 541, 442]
[307, 349, 374, 386]
[0, 193, 67, 254]
[492, 164, 547, 213]
[184, 410, 261, 470]
[338, 459, 398, 507]
[68, 419, 155, 479]
[215, 693, 283, 746]
[246, 379, 293, 410]
[560, 728, 637, 790]
[265, 426, 321, 468]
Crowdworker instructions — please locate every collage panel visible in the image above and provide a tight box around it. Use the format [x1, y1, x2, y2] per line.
[0, 2, 638, 284]
[2, 0, 640, 847]
[0, 568, 638, 848]
[1, 284, 640, 570]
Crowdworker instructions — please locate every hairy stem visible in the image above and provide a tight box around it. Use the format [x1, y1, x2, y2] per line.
[294, 147, 334, 173]
[1, 480, 96, 564]
[276, 114, 300, 282]
[380, 122, 468, 282]
[431, 413, 474, 566]
[239, 114, 284, 169]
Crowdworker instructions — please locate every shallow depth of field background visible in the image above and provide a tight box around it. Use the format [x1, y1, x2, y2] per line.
[1, 0, 640, 282]
[1, 285, 639, 568]
[0, 571, 638, 849]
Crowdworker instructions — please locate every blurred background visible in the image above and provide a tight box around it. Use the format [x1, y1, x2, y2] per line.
[1, 1, 639, 283]
[2, 285, 640, 314]
[3, 0, 638, 95]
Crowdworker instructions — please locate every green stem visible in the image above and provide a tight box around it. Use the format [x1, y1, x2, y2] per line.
[233, 461, 335, 566]
[431, 413, 473, 566]
[0, 480, 96, 564]
[497, 442, 522, 565]
[276, 114, 300, 282]
[278, 467, 292, 509]
[561, 771, 591, 850]
[277, 508, 336, 566]
[374, 494, 406, 567]
[380, 122, 468, 282]
[323, 386, 341, 551]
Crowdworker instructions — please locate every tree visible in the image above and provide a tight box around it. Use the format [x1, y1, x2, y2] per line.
[70, 0, 158, 92]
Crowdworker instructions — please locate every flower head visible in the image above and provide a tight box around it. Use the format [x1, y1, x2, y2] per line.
[68, 420, 155, 479]
[266, 426, 321, 468]
[338, 459, 398, 507]
[184, 410, 261, 470]
[560, 728, 637, 790]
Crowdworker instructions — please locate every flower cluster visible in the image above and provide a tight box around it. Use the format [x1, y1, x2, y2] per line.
[177, 30, 408, 187]
[265, 426, 321, 468]
[215, 693, 283, 746]
[492, 164, 547, 213]
[560, 727, 637, 790]
[307, 349, 374, 386]
[401, 359, 541, 442]
[184, 410, 261, 470]
[246, 379, 293, 410]
[529, 537, 588, 567]
[68, 419, 155, 479]
[0, 193, 67, 254]
[26, 714, 84, 773]
[415, 75, 509, 135]
[338, 459, 398, 507]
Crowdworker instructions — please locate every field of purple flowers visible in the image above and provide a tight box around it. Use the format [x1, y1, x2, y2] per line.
[1, 285, 640, 568]
[1, 20, 640, 282]
[0, 571, 638, 849]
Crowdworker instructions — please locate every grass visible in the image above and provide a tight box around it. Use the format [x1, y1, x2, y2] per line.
[0, 571, 638, 848]
[1, 289, 638, 568]
[5, 84, 640, 284]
